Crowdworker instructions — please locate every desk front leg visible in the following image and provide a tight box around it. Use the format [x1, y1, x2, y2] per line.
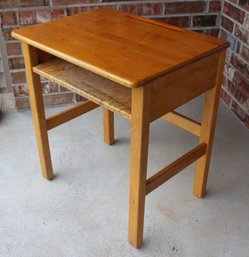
[129, 86, 151, 248]
[22, 43, 54, 180]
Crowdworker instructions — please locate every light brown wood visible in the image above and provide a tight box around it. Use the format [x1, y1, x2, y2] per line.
[13, 8, 230, 249]
[46, 101, 99, 130]
[150, 53, 220, 121]
[126, 14, 184, 32]
[103, 108, 115, 145]
[22, 43, 53, 180]
[129, 85, 151, 249]
[37, 49, 54, 63]
[33, 58, 131, 119]
[146, 143, 207, 195]
[12, 8, 229, 87]
[162, 111, 201, 137]
[194, 51, 226, 198]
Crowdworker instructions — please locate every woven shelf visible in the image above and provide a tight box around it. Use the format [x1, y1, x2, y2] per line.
[33, 58, 131, 119]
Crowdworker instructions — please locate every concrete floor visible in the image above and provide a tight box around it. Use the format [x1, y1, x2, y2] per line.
[0, 97, 248, 257]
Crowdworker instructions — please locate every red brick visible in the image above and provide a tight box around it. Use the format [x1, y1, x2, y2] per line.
[1, 12, 17, 25]
[69, 6, 97, 15]
[103, 0, 133, 1]
[0, 0, 47, 9]
[221, 15, 234, 32]
[11, 71, 26, 84]
[51, 9, 67, 19]
[165, 2, 205, 14]
[231, 101, 248, 122]
[239, 0, 249, 11]
[19, 9, 66, 24]
[193, 29, 204, 34]
[245, 14, 249, 30]
[35, 10, 51, 23]
[219, 28, 228, 40]
[59, 85, 70, 91]
[227, 79, 247, 104]
[19, 11, 36, 25]
[42, 82, 59, 94]
[209, 1, 221, 12]
[234, 25, 249, 45]
[224, 63, 236, 81]
[223, 2, 245, 24]
[8, 57, 25, 70]
[205, 28, 220, 37]
[6, 42, 22, 56]
[15, 97, 30, 111]
[37, 9, 66, 22]
[236, 41, 241, 54]
[13, 85, 29, 97]
[244, 117, 249, 129]
[220, 87, 232, 106]
[119, 3, 164, 16]
[231, 54, 249, 79]
[241, 45, 249, 62]
[155, 16, 190, 28]
[52, 0, 100, 4]
[0, 88, 7, 93]
[69, 5, 117, 15]
[193, 15, 217, 27]
[2, 27, 15, 41]
[233, 72, 249, 97]
[43, 92, 74, 107]
[75, 94, 86, 102]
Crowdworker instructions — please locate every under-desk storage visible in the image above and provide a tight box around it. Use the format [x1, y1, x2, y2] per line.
[33, 58, 132, 119]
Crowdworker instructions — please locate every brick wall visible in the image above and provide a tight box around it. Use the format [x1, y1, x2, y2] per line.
[220, 0, 249, 129]
[0, 0, 221, 110]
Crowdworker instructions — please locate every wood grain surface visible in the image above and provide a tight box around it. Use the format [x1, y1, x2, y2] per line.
[12, 8, 229, 87]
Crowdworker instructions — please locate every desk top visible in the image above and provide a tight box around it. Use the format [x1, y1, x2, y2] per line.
[12, 8, 229, 88]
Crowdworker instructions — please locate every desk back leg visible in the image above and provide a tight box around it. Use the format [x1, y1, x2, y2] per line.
[193, 51, 226, 197]
[22, 43, 54, 180]
[129, 86, 151, 248]
[103, 108, 115, 145]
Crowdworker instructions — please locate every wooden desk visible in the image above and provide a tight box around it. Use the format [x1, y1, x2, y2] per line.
[12, 8, 229, 248]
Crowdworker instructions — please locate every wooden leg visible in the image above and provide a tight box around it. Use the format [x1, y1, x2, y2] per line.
[194, 51, 226, 197]
[103, 107, 115, 145]
[129, 86, 151, 248]
[22, 43, 54, 180]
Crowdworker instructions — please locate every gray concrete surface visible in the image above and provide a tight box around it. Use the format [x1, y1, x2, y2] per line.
[0, 97, 248, 257]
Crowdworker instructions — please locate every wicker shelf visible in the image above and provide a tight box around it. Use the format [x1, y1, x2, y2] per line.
[33, 58, 131, 119]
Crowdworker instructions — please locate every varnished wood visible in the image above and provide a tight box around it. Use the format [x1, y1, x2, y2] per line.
[194, 51, 226, 198]
[162, 111, 201, 137]
[13, 8, 229, 249]
[150, 53, 220, 121]
[12, 8, 229, 87]
[33, 58, 131, 120]
[129, 86, 151, 248]
[46, 101, 99, 130]
[22, 43, 53, 180]
[126, 14, 184, 32]
[103, 108, 115, 145]
[37, 49, 54, 63]
[146, 144, 207, 195]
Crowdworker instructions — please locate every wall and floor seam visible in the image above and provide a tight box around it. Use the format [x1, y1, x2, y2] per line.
[0, 0, 248, 129]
